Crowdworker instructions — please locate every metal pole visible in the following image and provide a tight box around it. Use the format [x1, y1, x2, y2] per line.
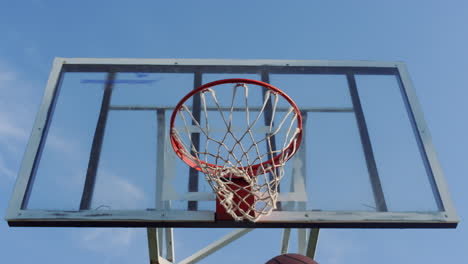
[306, 228, 320, 259]
[179, 229, 253, 264]
[79, 72, 116, 210]
[346, 73, 388, 211]
[188, 71, 202, 211]
[281, 228, 291, 254]
[147, 228, 161, 264]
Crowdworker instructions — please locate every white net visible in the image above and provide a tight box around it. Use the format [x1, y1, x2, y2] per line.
[171, 81, 301, 222]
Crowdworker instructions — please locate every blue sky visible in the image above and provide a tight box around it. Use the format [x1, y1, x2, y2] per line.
[1, 0, 467, 263]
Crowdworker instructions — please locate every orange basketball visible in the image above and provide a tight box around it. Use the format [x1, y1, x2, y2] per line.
[265, 253, 318, 264]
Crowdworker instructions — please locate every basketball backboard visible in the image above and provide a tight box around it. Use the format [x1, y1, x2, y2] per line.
[6, 58, 459, 228]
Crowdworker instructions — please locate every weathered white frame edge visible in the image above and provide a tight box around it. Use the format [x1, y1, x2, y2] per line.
[395, 62, 459, 224]
[7, 209, 453, 224]
[6, 58, 65, 221]
[60, 57, 402, 67]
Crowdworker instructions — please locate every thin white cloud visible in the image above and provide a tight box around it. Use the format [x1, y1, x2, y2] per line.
[0, 106, 83, 182]
[317, 230, 367, 264]
[0, 64, 33, 181]
[0, 61, 19, 84]
[46, 132, 82, 158]
[70, 171, 147, 255]
[22, 44, 49, 75]
[0, 60, 84, 178]
[73, 171, 146, 254]
[0, 69, 17, 82]
[0, 154, 16, 180]
[78, 228, 137, 254]
[0, 62, 35, 147]
[0, 111, 29, 141]
[92, 171, 147, 209]
[70, 169, 147, 254]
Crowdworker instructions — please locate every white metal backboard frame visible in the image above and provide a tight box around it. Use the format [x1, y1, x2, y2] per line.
[5, 58, 459, 228]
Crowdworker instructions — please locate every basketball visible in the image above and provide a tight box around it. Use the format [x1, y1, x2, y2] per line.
[265, 253, 318, 264]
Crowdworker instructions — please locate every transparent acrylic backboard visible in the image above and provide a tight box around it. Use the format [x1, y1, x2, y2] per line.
[6, 58, 459, 228]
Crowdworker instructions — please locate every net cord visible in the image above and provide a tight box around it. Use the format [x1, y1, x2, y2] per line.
[172, 83, 300, 221]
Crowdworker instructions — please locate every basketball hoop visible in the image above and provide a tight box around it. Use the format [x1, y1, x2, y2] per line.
[170, 78, 302, 222]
